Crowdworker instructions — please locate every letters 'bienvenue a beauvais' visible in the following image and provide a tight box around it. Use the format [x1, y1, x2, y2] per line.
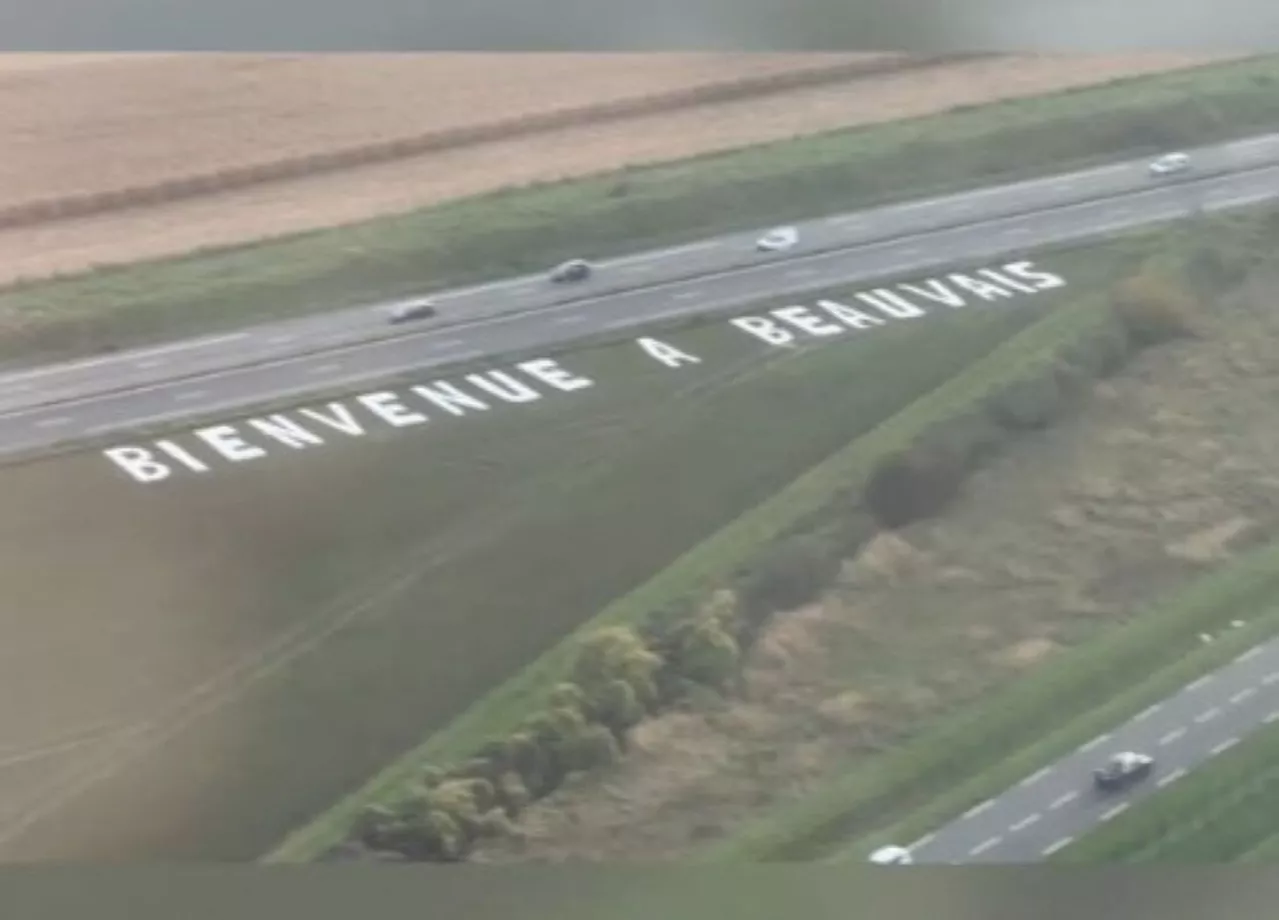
[103, 259, 1065, 485]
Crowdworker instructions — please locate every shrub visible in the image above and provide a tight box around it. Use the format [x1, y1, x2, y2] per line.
[736, 534, 843, 626]
[1057, 318, 1131, 379]
[861, 441, 968, 529]
[581, 677, 647, 737]
[1111, 270, 1198, 345]
[494, 770, 532, 817]
[572, 626, 664, 710]
[985, 365, 1065, 430]
[665, 610, 742, 690]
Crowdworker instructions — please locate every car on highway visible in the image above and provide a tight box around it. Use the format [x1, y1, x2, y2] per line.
[1092, 751, 1155, 792]
[755, 225, 800, 252]
[1147, 152, 1191, 177]
[385, 297, 438, 324]
[867, 845, 914, 865]
[549, 259, 594, 283]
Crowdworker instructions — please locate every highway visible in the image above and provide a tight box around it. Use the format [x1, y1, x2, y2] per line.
[907, 635, 1279, 864]
[0, 134, 1275, 458]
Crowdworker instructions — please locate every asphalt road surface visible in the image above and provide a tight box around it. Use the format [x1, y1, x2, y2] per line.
[907, 635, 1279, 864]
[0, 135, 1275, 457]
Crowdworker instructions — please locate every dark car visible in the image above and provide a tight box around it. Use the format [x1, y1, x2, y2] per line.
[549, 259, 593, 284]
[1092, 751, 1154, 792]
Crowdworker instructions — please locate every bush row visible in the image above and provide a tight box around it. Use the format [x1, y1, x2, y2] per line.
[1052, 724, 1279, 864]
[344, 248, 1221, 863]
[349, 591, 745, 861]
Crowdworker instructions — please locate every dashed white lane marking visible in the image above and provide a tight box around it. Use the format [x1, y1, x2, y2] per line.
[1042, 836, 1074, 857]
[969, 835, 1002, 856]
[1049, 791, 1079, 810]
[1100, 802, 1130, 822]
[1133, 703, 1162, 722]
[33, 416, 72, 428]
[1262, 672, 1278, 685]
[1079, 733, 1111, 753]
[671, 291, 699, 301]
[1160, 727, 1187, 745]
[134, 358, 167, 369]
[425, 338, 466, 352]
[1018, 767, 1052, 787]
[1235, 645, 1263, 662]
[1265, 712, 1278, 724]
[308, 364, 342, 375]
[1186, 674, 1213, 691]
[173, 390, 208, 401]
[1158, 767, 1188, 787]
[962, 799, 995, 820]
[1194, 707, 1220, 724]
[1010, 813, 1041, 833]
[909, 832, 936, 850]
[1229, 688, 1256, 705]
[1210, 737, 1239, 756]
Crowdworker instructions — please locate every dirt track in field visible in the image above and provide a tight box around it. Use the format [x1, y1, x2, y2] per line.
[0, 53, 1224, 285]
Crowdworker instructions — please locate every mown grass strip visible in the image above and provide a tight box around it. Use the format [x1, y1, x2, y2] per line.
[1237, 832, 1279, 862]
[1, 56, 1274, 362]
[822, 594, 1278, 864]
[263, 272, 1148, 862]
[1051, 723, 1278, 863]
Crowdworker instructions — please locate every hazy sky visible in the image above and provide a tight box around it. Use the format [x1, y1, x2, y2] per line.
[0, 0, 1274, 50]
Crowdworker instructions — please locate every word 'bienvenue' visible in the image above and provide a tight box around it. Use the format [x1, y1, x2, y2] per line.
[104, 259, 1065, 485]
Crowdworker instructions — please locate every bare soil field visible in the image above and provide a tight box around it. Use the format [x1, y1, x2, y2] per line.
[470, 273, 1278, 864]
[0, 53, 1222, 285]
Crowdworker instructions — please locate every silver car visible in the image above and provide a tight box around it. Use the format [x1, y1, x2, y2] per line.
[386, 297, 438, 324]
[867, 844, 913, 865]
[756, 225, 800, 252]
[549, 259, 593, 283]
[1148, 152, 1191, 177]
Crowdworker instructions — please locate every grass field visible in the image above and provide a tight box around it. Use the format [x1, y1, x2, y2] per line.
[0, 244, 1104, 860]
[0, 55, 1273, 363]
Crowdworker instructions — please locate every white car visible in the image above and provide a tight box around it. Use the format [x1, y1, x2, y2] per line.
[756, 226, 800, 252]
[867, 844, 913, 866]
[1148, 152, 1191, 177]
[386, 297, 438, 324]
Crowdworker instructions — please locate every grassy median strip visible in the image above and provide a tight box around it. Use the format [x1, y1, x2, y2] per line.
[1, 56, 1275, 363]
[262, 252, 1163, 862]
[823, 594, 1278, 864]
[1051, 723, 1278, 863]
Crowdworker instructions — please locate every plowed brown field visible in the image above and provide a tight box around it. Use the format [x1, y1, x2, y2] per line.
[0, 53, 1224, 284]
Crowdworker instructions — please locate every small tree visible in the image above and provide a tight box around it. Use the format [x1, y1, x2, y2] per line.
[582, 677, 646, 738]
[572, 626, 663, 709]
